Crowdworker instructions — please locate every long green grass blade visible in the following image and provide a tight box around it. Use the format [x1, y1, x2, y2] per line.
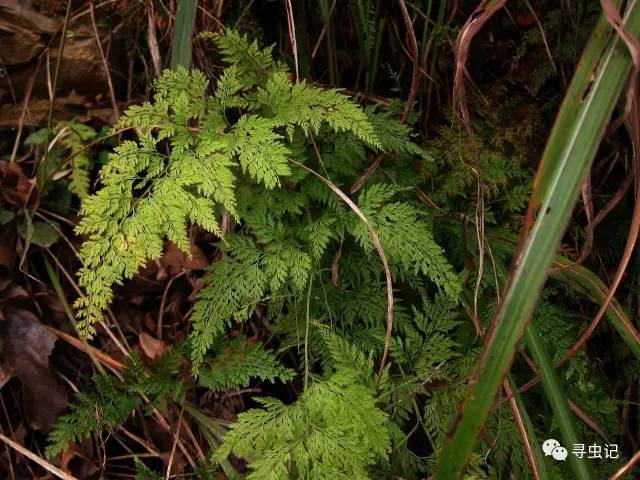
[524, 326, 594, 479]
[460, 293, 551, 479]
[477, 224, 640, 361]
[490, 226, 640, 361]
[434, 3, 640, 478]
[465, 232, 600, 480]
[551, 256, 640, 360]
[455, 225, 613, 480]
[170, 0, 198, 69]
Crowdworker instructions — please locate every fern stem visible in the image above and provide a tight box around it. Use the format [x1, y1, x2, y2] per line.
[304, 273, 313, 390]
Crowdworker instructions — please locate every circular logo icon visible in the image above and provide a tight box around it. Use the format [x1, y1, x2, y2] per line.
[551, 446, 568, 461]
[542, 439, 561, 456]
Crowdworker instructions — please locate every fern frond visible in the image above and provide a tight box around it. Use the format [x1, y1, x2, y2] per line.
[134, 458, 163, 480]
[198, 336, 294, 391]
[190, 233, 313, 370]
[213, 30, 285, 86]
[190, 237, 268, 369]
[75, 29, 384, 336]
[351, 185, 461, 299]
[25, 121, 97, 200]
[365, 107, 429, 158]
[232, 115, 291, 189]
[45, 375, 140, 458]
[61, 121, 97, 199]
[46, 349, 185, 458]
[214, 370, 390, 479]
[257, 72, 381, 147]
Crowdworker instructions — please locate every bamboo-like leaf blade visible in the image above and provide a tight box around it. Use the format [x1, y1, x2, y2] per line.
[170, 0, 198, 69]
[434, 3, 640, 478]
[525, 326, 594, 480]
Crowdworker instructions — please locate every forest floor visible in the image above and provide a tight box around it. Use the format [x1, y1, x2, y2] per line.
[1, 1, 639, 479]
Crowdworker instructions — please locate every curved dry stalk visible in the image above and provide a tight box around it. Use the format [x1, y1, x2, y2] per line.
[609, 449, 640, 479]
[285, 0, 299, 82]
[452, 0, 508, 337]
[288, 159, 394, 385]
[399, 0, 421, 123]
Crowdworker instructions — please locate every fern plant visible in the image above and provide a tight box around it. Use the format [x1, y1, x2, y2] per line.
[214, 368, 390, 479]
[52, 28, 628, 480]
[26, 120, 98, 200]
[63, 29, 461, 476]
[73, 30, 386, 338]
[46, 348, 186, 458]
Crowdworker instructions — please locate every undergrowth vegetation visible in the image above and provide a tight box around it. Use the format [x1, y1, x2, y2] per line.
[41, 29, 631, 479]
[1, 1, 639, 479]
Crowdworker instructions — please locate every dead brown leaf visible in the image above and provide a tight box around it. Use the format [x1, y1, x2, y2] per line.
[160, 241, 208, 277]
[0, 220, 17, 274]
[139, 332, 169, 360]
[0, 161, 35, 207]
[0, 309, 68, 432]
[59, 441, 99, 479]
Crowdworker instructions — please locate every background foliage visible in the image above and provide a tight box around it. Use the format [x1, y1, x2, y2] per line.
[0, 1, 638, 479]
